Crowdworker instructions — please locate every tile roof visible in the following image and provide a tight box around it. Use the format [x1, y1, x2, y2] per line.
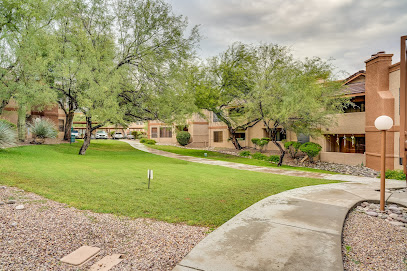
[343, 81, 365, 95]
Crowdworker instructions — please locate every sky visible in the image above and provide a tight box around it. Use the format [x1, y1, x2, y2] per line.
[167, 0, 407, 77]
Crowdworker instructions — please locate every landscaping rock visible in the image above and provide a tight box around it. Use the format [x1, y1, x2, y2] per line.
[0, 202, 4, 206]
[15, 205, 25, 210]
[389, 221, 405, 227]
[389, 213, 399, 219]
[366, 211, 378, 217]
[10, 222, 17, 227]
[7, 200, 16, 204]
[388, 207, 402, 214]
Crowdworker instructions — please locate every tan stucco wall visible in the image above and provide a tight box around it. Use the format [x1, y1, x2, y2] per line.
[320, 152, 365, 166]
[323, 112, 365, 135]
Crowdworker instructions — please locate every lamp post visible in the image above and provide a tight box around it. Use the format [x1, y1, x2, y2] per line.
[374, 115, 393, 211]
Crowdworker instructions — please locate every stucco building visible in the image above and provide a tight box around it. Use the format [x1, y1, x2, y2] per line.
[148, 50, 406, 171]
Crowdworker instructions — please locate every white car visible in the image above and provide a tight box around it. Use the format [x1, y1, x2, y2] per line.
[113, 132, 124, 139]
[71, 130, 80, 139]
[126, 134, 135, 139]
[95, 131, 108, 139]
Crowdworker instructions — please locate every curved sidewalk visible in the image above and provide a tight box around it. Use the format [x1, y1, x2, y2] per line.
[122, 140, 407, 271]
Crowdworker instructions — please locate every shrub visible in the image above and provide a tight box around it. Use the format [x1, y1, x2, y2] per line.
[239, 150, 251, 157]
[110, 131, 115, 137]
[299, 142, 322, 162]
[0, 119, 17, 129]
[284, 141, 302, 159]
[145, 139, 156, 145]
[251, 152, 268, 161]
[176, 131, 191, 146]
[0, 121, 17, 148]
[140, 138, 147, 143]
[268, 155, 280, 163]
[251, 138, 269, 152]
[131, 131, 140, 138]
[28, 118, 58, 144]
[379, 170, 406, 180]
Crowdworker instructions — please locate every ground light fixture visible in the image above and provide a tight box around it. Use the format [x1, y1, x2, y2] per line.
[374, 115, 393, 211]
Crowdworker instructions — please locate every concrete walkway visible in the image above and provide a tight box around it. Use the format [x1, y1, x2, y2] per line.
[122, 140, 407, 271]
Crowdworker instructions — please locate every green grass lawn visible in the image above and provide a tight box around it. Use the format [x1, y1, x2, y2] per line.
[0, 140, 338, 227]
[147, 144, 336, 174]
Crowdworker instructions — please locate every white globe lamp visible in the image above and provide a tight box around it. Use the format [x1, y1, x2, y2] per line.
[374, 115, 393, 131]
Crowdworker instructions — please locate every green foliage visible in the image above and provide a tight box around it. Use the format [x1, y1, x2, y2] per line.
[251, 138, 269, 152]
[299, 142, 322, 162]
[284, 141, 303, 159]
[251, 152, 268, 161]
[268, 155, 280, 163]
[139, 138, 148, 143]
[251, 138, 260, 146]
[0, 121, 17, 148]
[176, 131, 191, 146]
[378, 170, 406, 180]
[0, 119, 16, 129]
[145, 139, 156, 145]
[28, 118, 58, 141]
[239, 150, 251, 157]
[110, 131, 116, 137]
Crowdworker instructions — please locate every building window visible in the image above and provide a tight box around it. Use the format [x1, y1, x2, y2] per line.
[136, 121, 144, 125]
[263, 128, 286, 141]
[151, 127, 158, 138]
[235, 131, 246, 140]
[326, 134, 365, 154]
[345, 96, 365, 113]
[58, 119, 64, 132]
[213, 113, 221, 122]
[214, 131, 223, 143]
[160, 127, 172, 138]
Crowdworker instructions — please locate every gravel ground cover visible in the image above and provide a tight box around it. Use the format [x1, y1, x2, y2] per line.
[0, 186, 208, 270]
[342, 208, 407, 271]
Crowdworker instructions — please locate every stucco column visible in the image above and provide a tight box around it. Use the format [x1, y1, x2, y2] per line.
[365, 52, 395, 170]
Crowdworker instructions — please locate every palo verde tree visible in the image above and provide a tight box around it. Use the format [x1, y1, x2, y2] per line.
[0, 0, 60, 141]
[194, 43, 259, 150]
[114, 0, 200, 126]
[45, 0, 200, 155]
[247, 44, 350, 166]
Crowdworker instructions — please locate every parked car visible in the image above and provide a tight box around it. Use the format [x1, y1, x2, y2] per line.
[113, 132, 124, 139]
[95, 131, 108, 139]
[126, 134, 135, 139]
[71, 130, 80, 139]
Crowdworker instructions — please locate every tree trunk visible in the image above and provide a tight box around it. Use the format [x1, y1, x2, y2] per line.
[79, 117, 92, 155]
[272, 140, 285, 166]
[63, 110, 74, 141]
[17, 104, 27, 142]
[228, 127, 242, 150]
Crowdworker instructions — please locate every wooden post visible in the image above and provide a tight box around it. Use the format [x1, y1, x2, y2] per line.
[380, 130, 386, 211]
[400, 36, 407, 179]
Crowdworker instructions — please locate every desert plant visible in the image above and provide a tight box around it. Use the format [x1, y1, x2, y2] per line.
[0, 121, 17, 148]
[0, 119, 17, 129]
[176, 131, 191, 146]
[145, 139, 156, 145]
[299, 142, 322, 162]
[28, 118, 58, 144]
[251, 152, 268, 161]
[239, 150, 251, 157]
[268, 155, 280, 163]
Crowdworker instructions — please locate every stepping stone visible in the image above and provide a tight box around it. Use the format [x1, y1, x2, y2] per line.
[15, 205, 24, 210]
[60, 246, 100, 266]
[89, 254, 123, 271]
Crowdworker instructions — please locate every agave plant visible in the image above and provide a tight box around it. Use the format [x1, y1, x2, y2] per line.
[0, 120, 17, 148]
[28, 118, 58, 144]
